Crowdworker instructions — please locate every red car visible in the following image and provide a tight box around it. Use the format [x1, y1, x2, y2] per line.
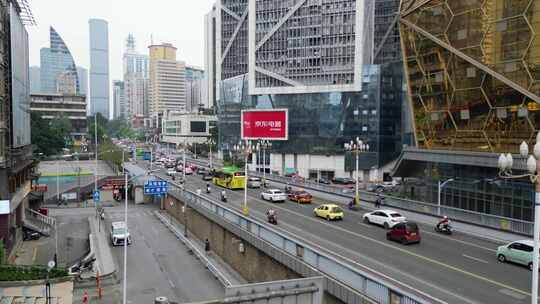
[386, 222, 421, 245]
[287, 190, 313, 204]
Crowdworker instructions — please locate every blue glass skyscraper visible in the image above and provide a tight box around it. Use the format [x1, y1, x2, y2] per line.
[89, 19, 110, 118]
[40, 27, 79, 94]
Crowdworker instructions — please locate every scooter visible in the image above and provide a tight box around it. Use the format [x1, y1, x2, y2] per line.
[434, 224, 453, 235]
[206, 187, 211, 194]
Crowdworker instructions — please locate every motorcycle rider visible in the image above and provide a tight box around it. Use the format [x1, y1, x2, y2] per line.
[206, 183, 211, 193]
[437, 215, 450, 230]
[266, 208, 276, 222]
[221, 190, 227, 202]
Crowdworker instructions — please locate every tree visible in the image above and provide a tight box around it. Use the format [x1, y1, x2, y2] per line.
[31, 112, 65, 156]
[88, 115, 106, 145]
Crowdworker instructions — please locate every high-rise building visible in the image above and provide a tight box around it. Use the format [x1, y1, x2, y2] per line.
[89, 18, 110, 118]
[40, 27, 80, 94]
[55, 70, 78, 94]
[0, 0, 37, 258]
[77, 66, 88, 96]
[373, 0, 401, 64]
[204, 5, 217, 109]
[113, 80, 125, 119]
[29, 66, 40, 93]
[148, 43, 186, 119]
[215, 0, 404, 180]
[123, 34, 148, 121]
[186, 65, 204, 113]
[393, 0, 540, 221]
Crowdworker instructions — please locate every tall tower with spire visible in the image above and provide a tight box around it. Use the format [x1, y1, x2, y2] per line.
[122, 34, 149, 124]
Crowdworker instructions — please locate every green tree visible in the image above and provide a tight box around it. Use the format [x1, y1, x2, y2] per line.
[31, 112, 65, 156]
[88, 114, 107, 145]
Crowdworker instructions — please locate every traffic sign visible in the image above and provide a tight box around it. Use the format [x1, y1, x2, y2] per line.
[93, 191, 100, 203]
[144, 180, 168, 196]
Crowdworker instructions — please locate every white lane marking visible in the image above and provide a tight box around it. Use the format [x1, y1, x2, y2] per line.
[421, 230, 496, 253]
[357, 222, 372, 228]
[462, 254, 489, 264]
[499, 288, 527, 300]
[192, 180, 531, 299]
[168, 279, 176, 288]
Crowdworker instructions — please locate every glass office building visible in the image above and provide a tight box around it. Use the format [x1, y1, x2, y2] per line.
[40, 27, 80, 94]
[218, 63, 403, 177]
[394, 0, 540, 220]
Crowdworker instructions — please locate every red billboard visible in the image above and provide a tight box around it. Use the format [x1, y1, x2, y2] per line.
[241, 109, 288, 140]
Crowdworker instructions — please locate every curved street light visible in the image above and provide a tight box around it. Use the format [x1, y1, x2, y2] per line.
[497, 132, 540, 304]
[344, 137, 369, 206]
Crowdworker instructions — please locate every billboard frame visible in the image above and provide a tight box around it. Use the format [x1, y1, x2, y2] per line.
[241, 108, 288, 141]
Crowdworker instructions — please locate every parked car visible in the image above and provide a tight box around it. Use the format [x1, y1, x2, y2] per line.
[260, 189, 286, 202]
[363, 209, 406, 229]
[367, 184, 384, 192]
[314, 204, 343, 221]
[497, 240, 537, 270]
[386, 222, 421, 244]
[247, 177, 262, 188]
[288, 190, 313, 204]
[332, 177, 355, 185]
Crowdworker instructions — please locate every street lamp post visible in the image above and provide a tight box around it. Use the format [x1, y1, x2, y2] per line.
[437, 178, 455, 216]
[259, 140, 272, 188]
[344, 138, 369, 205]
[498, 134, 540, 304]
[207, 138, 215, 169]
[233, 140, 258, 216]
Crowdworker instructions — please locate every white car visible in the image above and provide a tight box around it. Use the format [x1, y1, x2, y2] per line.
[363, 209, 406, 229]
[110, 221, 132, 246]
[260, 189, 286, 202]
[247, 177, 262, 188]
[167, 169, 177, 176]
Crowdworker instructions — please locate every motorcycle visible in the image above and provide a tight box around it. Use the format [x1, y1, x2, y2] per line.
[221, 192, 227, 203]
[267, 213, 277, 225]
[206, 186, 211, 194]
[434, 223, 453, 235]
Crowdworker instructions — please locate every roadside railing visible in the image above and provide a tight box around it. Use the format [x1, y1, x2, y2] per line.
[164, 181, 443, 304]
[186, 157, 533, 235]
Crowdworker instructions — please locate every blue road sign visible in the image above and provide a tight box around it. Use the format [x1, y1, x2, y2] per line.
[143, 151, 151, 161]
[143, 180, 168, 196]
[93, 191, 100, 203]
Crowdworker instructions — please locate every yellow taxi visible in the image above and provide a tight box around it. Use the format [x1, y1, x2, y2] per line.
[314, 204, 344, 221]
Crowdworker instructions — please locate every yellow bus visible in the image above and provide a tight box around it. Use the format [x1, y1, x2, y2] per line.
[212, 167, 245, 189]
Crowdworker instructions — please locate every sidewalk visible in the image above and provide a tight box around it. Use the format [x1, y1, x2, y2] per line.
[88, 215, 116, 277]
[154, 210, 246, 286]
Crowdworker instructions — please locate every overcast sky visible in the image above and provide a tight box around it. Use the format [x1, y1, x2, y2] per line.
[28, 0, 215, 81]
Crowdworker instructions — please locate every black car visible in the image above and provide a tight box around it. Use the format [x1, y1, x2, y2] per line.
[202, 173, 213, 181]
[318, 178, 331, 184]
[332, 177, 355, 185]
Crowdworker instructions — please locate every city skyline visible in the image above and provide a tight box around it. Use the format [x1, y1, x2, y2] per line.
[27, 0, 215, 83]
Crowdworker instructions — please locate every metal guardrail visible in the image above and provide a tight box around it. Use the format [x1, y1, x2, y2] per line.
[186, 157, 532, 235]
[250, 172, 534, 236]
[154, 210, 233, 287]
[163, 183, 443, 304]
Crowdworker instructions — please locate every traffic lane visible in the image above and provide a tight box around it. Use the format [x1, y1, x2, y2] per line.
[185, 176, 534, 304]
[265, 179, 507, 251]
[107, 205, 224, 303]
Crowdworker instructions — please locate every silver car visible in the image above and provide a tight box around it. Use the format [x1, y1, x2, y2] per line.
[247, 177, 262, 188]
